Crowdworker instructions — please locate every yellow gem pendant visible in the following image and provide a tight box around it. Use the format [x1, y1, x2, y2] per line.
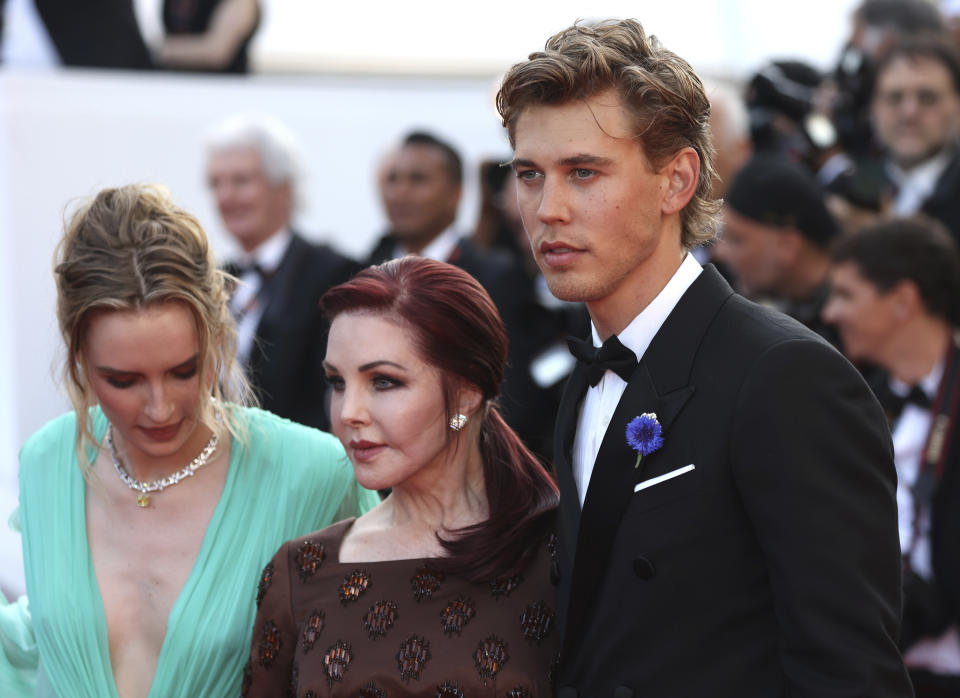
[136, 493, 150, 508]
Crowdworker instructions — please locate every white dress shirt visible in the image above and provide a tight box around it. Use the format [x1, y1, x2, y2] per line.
[891, 361, 960, 674]
[392, 224, 462, 262]
[572, 253, 703, 507]
[892, 363, 943, 575]
[229, 228, 292, 363]
[888, 150, 952, 217]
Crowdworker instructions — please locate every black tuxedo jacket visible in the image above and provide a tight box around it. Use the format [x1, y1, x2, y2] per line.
[918, 146, 960, 243]
[931, 385, 960, 637]
[227, 233, 357, 430]
[553, 266, 912, 697]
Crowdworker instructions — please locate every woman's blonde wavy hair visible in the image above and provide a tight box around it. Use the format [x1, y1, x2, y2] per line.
[54, 184, 253, 469]
[496, 18, 721, 249]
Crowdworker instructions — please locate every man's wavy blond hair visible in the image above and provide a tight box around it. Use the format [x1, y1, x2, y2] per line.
[496, 19, 721, 249]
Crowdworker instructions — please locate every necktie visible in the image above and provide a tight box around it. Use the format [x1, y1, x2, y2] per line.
[567, 334, 637, 387]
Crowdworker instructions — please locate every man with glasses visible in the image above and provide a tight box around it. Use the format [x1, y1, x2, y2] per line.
[872, 38, 960, 238]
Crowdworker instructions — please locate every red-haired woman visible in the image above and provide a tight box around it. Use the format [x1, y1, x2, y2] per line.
[245, 257, 560, 695]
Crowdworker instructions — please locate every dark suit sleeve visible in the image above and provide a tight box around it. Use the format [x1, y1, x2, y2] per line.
[730, 338, 911, 697]
[303, 252, 359, 429]
[253, 240, 357, 431]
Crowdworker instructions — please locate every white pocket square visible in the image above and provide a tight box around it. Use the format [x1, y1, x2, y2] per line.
[634, 464, 695, 493]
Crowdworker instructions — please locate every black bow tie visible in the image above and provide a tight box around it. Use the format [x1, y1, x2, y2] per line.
[229, 261, 276, 283]
[567, 334, 637, 387]
[877, 381, 932, 422]
[895, 384, 932, 410]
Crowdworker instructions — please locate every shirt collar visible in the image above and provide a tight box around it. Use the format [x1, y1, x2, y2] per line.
[887, 148, 953, 193]
[590, 252, 703, 360]
[890, 358, 945, 402]
[394, 224, 462, 263]
[235, 228, 293, 273]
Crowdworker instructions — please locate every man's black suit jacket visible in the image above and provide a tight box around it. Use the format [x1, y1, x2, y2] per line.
[227, 233, 357, 431]
[890, 145, 960, 243]
[553, 265, 912, 697]
[930, 391, 960, 643]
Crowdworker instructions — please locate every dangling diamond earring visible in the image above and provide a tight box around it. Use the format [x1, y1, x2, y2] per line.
[448, 413, 468, 431]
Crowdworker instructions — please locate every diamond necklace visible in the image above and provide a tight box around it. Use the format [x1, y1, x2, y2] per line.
[107, 425, 219, 508]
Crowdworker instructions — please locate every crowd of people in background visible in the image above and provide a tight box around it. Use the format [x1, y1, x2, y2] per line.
[707, 2, 960, 691]
[105, 2, 960, 691]
[197, 3, 960, 692]
[3, 0, 960, 695]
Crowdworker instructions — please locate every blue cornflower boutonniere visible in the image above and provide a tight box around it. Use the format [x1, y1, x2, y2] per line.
[626, 413, 663, 469]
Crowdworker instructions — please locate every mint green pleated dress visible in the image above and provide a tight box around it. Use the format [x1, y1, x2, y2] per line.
[0, 406, 378, 697]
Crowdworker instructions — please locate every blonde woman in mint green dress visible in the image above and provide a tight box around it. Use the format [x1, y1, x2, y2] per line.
[0, 185, 377, 697]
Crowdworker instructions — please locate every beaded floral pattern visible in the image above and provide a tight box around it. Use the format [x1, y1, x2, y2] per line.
[250, 525, 559, 693]
[520, 600, 555, 644]
[411, 566, 445, 601]
[257, 620, 282, 669]
[339, 569, 371, 604]
[295, 540, 326, 582]
[363, 600, 399, 640]
[322, 640, 353, 683]
[256, 562, 274, 609]
[436, 680, 465, 697]
[396, 633, 431, 682]
[440, 596, 476, 636]
[473, 635, 509, 682]
[490, 573, 523, 599]
[301, 610, 326, 654]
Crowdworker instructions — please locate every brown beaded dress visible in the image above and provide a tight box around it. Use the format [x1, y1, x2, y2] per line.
[245, 518, 559, 697]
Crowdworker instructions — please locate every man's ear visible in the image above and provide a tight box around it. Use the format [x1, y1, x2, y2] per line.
[890, 279, 922, 320]
[660, 147, 700, 216]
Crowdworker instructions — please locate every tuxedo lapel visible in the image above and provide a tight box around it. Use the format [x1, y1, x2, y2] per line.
[560, 361, 679, 659]
[554, 358, 590, 569]
[641, 265, 734, 394]
[244, 235, 301, 379]
[559, 264, 733, 663]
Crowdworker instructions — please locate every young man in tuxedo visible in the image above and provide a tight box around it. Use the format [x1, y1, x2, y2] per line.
[497, 19, 912, 696]
[823, 218, 960, 696]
